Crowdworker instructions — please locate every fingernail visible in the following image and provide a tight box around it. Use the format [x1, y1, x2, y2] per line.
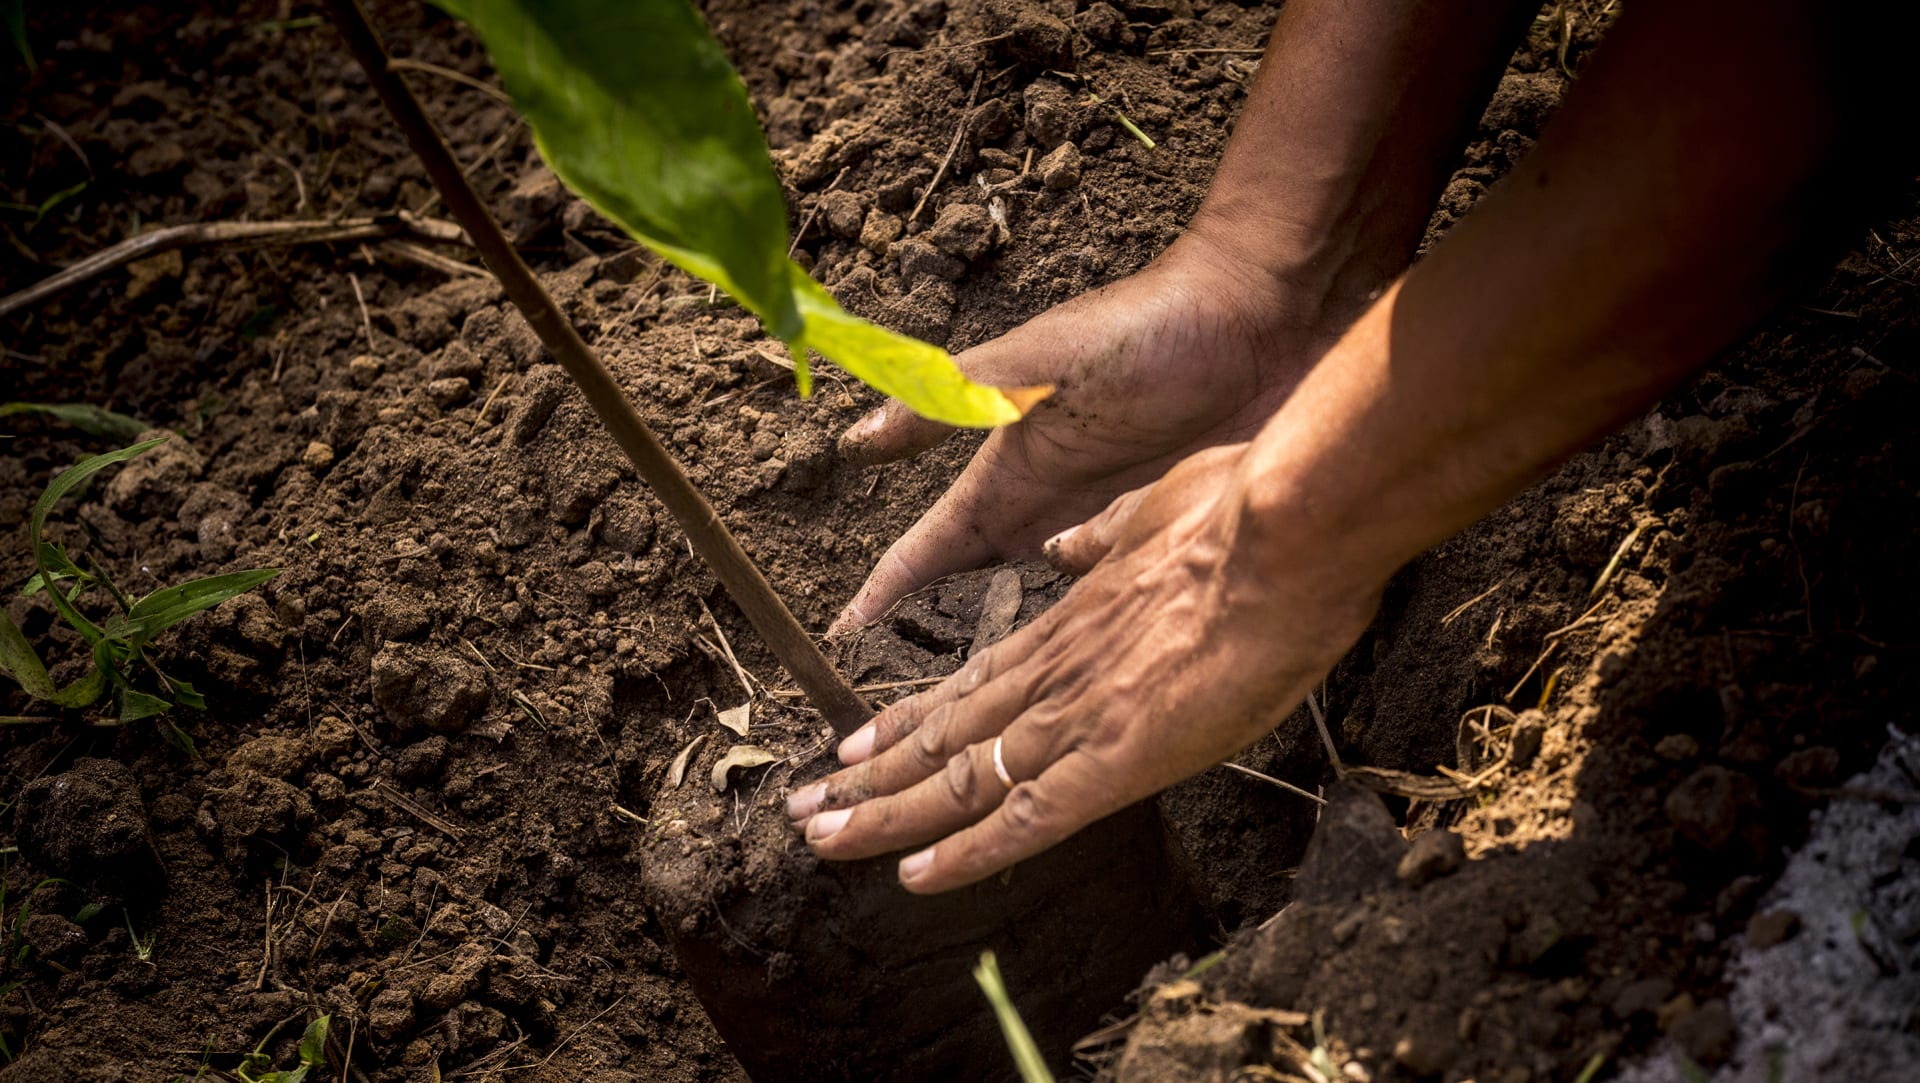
[844, 409, 886, 446]
[806, 807, 851, 843]
[1043, 525, 1079, 559]
[899, 846, 935, 882]
[838, 724, 876, 765]
[786, 781, 826, 821]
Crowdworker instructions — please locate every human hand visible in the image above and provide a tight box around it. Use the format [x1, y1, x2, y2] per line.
[827, 236, 1341, 634]
[789, 444, 1384, 892]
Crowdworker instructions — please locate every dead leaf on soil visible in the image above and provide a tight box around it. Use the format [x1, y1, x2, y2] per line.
[716, 701, 751, 737]
[710, 744, 779, 792]
[667, 732, 709, 789]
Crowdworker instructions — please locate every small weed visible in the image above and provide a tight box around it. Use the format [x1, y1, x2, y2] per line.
[125, 912, 156, 962]
[236, 1014, 330, 1083]
[0, 181, 88, 232]
[0, 438, 280, 751]
[0, 401, 147, 441]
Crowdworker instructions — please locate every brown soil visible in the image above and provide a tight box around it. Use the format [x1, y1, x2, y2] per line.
[2, 2, 1916, 1083]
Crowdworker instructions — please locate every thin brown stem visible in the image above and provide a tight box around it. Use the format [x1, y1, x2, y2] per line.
[324, 0, 872, 734]
[0, 214, 466, 319]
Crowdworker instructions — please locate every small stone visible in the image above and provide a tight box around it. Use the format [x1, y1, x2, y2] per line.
[817, 190, 866, 240]
[1037, 142, 1083, 190]
[426, 376, 471, 407]
[1745, 908, 1801, 948]
[1656, 992, 1698, 1034]
[1392, 1005, 1462, 1076]
[348, 354, 383, 387]
[1665, 765, 1760, 849]
[302, 440, 335, 469]
[1397, 828, 1466, 886]
[1610, 976, 1674, 1021]
[1671, 997, 1735, 1066]
[859, 209, 905, 254]
[1654, 733, 1700, 762]
[897, 238, 966, 283]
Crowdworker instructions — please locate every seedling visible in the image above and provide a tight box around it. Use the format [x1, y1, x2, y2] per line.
[0, 438, 280, 751]
[236, 1015, 330, 1083]
[425, 0, 1048, 428]
[972, 951, 1056, 1083]
[125, 912, 156, 963]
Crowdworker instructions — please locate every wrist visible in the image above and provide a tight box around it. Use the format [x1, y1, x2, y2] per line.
[1173, 206, 1394, 348]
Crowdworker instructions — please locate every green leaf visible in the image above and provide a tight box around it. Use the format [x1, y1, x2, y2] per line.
[2, 0, 32, 69]
[0, 402, 149, 441]
[435, 0, 799, 338]
[433, 0, 1046, 429]
[117, 687, 172, 723]
[297, 1015, 330, 1068]
[0, 611, 55, 700]
[972, 951, 1056, 1083]
[121, 568, 280, 647]
[48, 661, 106, 709]
[31, 438, 168, 645]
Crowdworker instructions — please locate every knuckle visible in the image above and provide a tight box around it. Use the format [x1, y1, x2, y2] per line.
[910, 716, 949, 770]
[1000, 782, 1050, 837]
[940, 748, 981, 808]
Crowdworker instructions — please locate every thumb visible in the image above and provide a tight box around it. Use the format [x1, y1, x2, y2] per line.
[838, 330, 1056, 467]
[1042, 485, 1150, 575]
[828, 481, 1001, 635]
[838, 398, 952, 467]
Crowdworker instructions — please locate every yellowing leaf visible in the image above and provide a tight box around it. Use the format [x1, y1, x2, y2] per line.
[790, 271, 1050, 427]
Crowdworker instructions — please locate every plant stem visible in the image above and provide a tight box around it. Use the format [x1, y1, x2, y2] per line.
[324, 0, 872, 735]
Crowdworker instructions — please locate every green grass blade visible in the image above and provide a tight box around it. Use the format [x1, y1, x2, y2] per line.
[0, 402, 148, 441]
[972, 951, 1056, 1083]
[2, 0, 31, 69]
[31, 438, 167, 644]
[124, 568, 280, 645]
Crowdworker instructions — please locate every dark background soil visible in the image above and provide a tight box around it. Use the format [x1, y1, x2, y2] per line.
[3, 1, 1916, 1081]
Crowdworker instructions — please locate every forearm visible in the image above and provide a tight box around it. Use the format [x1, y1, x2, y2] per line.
[1181, 0, 1541, 324]
[1237, 0, 1899, 584]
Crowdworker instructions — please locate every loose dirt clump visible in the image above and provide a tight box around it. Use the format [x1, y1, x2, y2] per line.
[3, 2, 1917, 1081]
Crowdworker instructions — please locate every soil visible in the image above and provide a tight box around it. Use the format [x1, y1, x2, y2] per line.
[2, 2, 1917, 1083]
